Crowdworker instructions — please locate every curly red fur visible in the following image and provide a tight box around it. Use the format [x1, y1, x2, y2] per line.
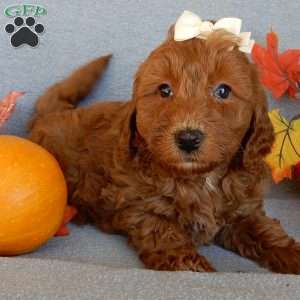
[29, 29, 300, 273]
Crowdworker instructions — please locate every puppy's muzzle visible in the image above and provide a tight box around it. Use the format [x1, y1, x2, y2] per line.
[175, 129, 204, 153]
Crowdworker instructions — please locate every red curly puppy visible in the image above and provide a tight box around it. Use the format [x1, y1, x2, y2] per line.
[29, 22, 300, 273]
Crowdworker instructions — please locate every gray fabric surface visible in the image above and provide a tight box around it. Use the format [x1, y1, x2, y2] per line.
[1, 0, 300, 299]
[1, 258, 300, 300]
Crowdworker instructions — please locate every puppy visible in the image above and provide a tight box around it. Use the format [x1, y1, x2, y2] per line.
[29, 21, 300, 273]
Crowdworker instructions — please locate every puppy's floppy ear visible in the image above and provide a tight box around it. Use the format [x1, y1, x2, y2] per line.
[241, 85, 274, 172]
[117, 101, 138, 162]
[128, 109, 138, 156]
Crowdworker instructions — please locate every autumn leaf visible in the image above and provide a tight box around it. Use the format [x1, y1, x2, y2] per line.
[252, 31, 300, 99]
[55, 206, 78, 237]
[0, 91, 24, 128]
[266, 31, 279, 59]
[265, 110, 300, 183]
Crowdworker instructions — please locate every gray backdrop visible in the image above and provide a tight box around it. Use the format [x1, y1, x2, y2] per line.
[0, 0, 300, 136]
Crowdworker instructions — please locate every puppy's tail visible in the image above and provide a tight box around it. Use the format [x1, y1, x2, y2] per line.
[34, 54, 112, 116]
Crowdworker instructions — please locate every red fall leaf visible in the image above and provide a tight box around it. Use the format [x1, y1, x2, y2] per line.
[252, 31, 300, 99]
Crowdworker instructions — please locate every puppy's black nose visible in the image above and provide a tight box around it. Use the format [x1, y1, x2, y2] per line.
[175, 129, 204, 153]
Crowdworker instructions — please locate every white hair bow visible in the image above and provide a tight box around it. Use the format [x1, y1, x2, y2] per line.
[174, 10, 255, 54]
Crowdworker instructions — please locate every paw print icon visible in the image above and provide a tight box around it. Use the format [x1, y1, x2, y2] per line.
[5, 17, 45, 47]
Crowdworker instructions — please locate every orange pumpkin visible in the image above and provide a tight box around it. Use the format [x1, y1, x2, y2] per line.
[0, 135, 67, 255]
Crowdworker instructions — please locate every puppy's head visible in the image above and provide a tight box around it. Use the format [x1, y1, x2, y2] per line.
[128, 27, 274, 175]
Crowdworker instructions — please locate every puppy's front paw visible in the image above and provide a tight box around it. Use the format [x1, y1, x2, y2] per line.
[178, 207, 218, 244]
[263, 245, 300, 274]
[178, 212, 218, 245]
[190, 217, 219, 245]
[141, 248, 215, 272]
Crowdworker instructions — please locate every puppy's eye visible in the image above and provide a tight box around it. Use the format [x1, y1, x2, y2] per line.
[213, 84, 232, 100]
[158, 83, 173, 98]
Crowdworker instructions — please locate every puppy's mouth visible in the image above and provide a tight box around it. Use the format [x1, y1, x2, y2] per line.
[174, 162, 219, 174]
[163, 158, 220, 175]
